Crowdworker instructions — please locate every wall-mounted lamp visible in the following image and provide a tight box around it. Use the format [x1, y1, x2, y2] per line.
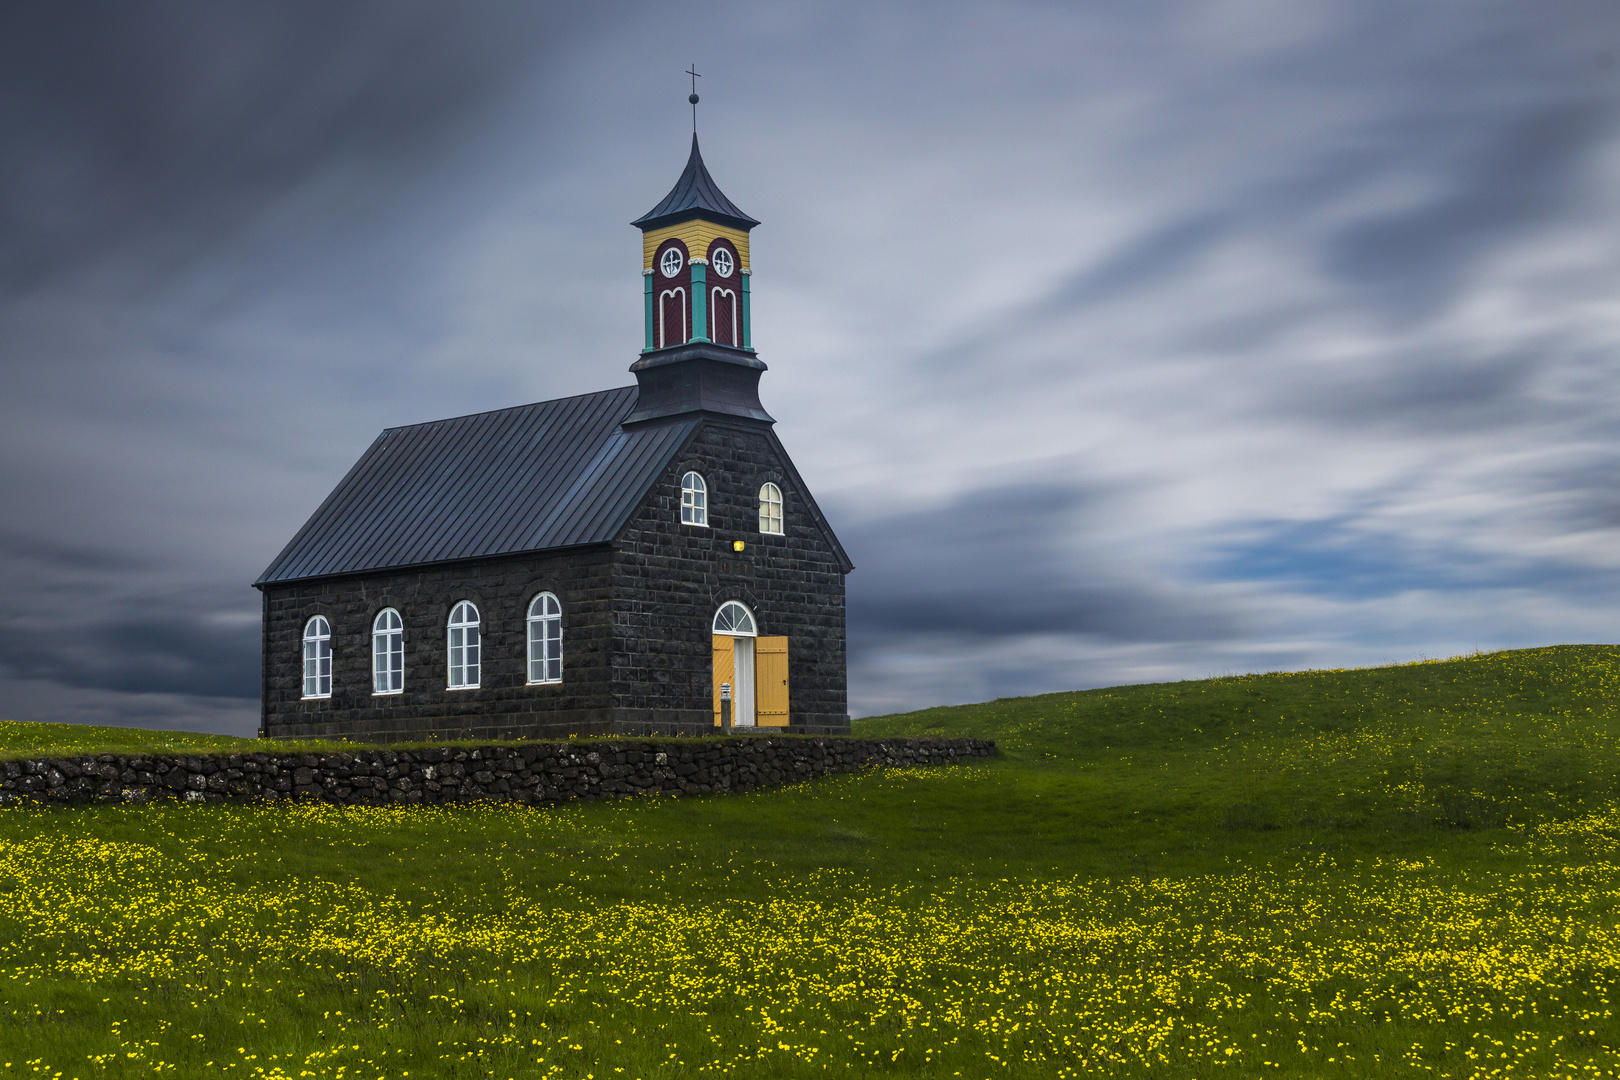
[733, 540, 745, 552]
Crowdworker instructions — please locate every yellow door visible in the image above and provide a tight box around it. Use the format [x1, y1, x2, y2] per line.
[711, 634, 735, 726]
[755, 636, 789, 727]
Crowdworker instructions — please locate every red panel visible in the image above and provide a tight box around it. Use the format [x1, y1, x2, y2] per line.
[711, 285, 738, 347]
[706, 239, 740, 347]
[653, 240, 691, 348]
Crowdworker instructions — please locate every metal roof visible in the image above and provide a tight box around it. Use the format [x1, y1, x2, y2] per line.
[631, 134, 760, 232]
[256, 387, 697, 585]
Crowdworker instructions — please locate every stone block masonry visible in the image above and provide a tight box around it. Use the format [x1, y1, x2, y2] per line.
[0, 737, 994, 808]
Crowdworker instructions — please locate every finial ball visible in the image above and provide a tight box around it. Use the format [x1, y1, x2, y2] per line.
[689, 93, 700, 105]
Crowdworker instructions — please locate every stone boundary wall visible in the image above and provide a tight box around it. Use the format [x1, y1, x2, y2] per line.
[0, 737, 995, 808]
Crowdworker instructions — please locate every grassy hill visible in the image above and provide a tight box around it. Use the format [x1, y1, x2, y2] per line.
[0, 645, 1616, 1078]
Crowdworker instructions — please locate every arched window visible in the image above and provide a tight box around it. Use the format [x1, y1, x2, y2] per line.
[758, 482, 783, 535]
[711, 287, 738, 347]
[681, 471, 708, 526]
[302, 616, 332, 699]
[447, 601, 480, 689]
[659, 286, 687, 348]
[713, 601, 757, 636]
[372, 608, 403, 695]
[527, 593, 562, 684]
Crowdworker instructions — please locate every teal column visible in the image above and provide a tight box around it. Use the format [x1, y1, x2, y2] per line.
[741, 270, 753, 351]
[642, 271, 655, 351]
[690, 260, 709, 342]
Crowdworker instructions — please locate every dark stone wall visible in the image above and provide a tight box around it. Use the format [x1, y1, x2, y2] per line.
[260, 547, 618, 742]
[258, 417, 851, 742]
[611, 418, 849, 731]
[0, 737, 993, 807]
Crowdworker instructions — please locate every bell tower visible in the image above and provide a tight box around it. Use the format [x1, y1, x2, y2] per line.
[623, 122, 771, 428]
[633, 133, 759, 352]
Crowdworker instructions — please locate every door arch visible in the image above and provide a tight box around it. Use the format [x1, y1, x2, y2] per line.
[712, 602, 757, 727]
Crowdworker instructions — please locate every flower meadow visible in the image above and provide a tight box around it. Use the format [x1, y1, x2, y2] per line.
[3, 645, 1620, 1079]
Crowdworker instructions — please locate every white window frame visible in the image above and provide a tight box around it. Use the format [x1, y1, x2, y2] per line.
[660, 246, 685, 278]
[713, 601, 757, 636]
[758, 482, 784, 535]
[659, 287, 687, 349]
[447, 601, 481, 690]
[527, 592, 562, 685]
[711, 286, 738, 347]
[302, 616, 332, 699]
[681, 471, 708, 526]
[372, 608, 403, 695]
[710, 246, 734, 278]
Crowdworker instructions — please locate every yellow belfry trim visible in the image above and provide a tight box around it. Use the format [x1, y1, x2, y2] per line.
[642, 220, 751, 273]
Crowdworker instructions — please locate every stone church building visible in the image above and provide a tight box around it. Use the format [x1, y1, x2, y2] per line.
[254, 136, 853, 741]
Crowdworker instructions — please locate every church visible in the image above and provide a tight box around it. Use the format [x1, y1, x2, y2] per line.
[253, 132, 853, 742]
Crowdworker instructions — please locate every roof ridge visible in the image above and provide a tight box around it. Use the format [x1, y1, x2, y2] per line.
[380, 384, 636, 435]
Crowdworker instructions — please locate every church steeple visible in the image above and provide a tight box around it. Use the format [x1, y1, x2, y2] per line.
[633, 134, 758, 354]
[623, 127, 770, 428]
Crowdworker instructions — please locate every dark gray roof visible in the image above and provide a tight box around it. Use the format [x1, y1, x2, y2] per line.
[256, 387, 696, 585]
[631, 134, 760, 232]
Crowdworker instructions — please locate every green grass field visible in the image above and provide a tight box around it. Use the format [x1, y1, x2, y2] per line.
[2, 644, 1619, 1078]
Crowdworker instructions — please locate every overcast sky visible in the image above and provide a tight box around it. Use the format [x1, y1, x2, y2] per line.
[2, 1, 1619, 734]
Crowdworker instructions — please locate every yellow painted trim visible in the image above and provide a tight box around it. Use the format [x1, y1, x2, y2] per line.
[643, 221, 751, 273]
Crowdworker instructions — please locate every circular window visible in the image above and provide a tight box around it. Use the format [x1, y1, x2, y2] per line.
[710, 247, 734, 278]
[660, 246, 684, 278]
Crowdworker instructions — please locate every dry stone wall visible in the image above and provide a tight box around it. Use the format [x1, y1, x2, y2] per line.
[0, 737, 994, 808]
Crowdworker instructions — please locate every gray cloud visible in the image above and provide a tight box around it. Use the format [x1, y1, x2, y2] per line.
[1324, 103, 1612, 319]
[0, 1, 594, 294]
[843, 482, 1242, 642]
[0, 615, 258, 699]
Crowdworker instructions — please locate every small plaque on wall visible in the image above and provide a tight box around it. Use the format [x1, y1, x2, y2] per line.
[718, 559, 751, 577]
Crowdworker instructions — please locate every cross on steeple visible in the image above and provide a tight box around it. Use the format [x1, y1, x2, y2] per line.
[686, 64, 701, 132]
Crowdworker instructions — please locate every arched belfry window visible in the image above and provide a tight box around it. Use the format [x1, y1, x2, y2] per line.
[681, 471, 708, 526]
[447, 601, 480, 689]
[527, 593, 562, 684]
[707, 239, 740, 347]
[758, 482, 783, 535]
[713, 601, 756, 636]
[711, 287, 738, 347]
[302, 616, 332, 699]
[655, 240, 690, 349]
[372, 608, 403, 695]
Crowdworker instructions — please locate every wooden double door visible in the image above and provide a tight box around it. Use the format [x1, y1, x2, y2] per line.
[712, 635, 788, 727]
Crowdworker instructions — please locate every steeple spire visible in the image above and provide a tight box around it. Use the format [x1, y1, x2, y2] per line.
[631, 134, 760, 233]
